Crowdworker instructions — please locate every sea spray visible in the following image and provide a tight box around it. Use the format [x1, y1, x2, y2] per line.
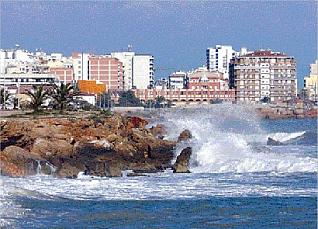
[157, 105, 317, 173]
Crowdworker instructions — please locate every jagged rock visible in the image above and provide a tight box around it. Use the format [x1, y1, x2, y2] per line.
[125, 116, 148, 130]
[104, 162, 123, 177]
[150, 124, 167, 139]
[173, 147, 192, 173]
[178, 129, 192, 142]
[0, 146, 42, 177]
[0, 114, 177, 178]
[267, 137, 284, 146]
[32, 138, 74, 158]
[56, 162, 81, 178]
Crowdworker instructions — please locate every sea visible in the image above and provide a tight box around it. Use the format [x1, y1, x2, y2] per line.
[0, 105, 317, 228]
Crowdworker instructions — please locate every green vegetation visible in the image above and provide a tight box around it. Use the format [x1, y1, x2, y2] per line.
[27, 85, 49, 113]
[118, 90, 142, 107]
[51, 83, 74, 112]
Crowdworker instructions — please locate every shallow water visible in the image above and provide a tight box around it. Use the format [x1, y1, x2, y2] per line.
[1, 105, 317, 228]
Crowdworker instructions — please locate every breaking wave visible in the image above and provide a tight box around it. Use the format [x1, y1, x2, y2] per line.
[268, 131, 306, 142]
[158, 105, 317, 174]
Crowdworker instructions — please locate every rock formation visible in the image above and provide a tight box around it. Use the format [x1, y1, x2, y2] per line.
[267, 137, 284, 146]
[178, 129, 192, 142]
[173, 147, 192, 173]
[0, 114, 177, 178]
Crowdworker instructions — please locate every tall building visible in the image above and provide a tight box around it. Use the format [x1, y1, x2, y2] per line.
[168, 71, 188, 89]
[304, 59, 318, 101]
[88, 55, 124, 91]
[72, 53, 124, 91]
[206, 45, 238, 79]
[110, 51, 135, 90]
[230, 50, 297, 103]
[132, 55, 154, 89]
[72, 52, 90, 81]
[111, 51, 155, 90]
[49, 66, 74, 84]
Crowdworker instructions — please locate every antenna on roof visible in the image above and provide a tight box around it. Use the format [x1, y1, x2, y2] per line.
[128, 44, 132, 52]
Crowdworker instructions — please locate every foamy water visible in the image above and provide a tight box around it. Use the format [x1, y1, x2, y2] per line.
[0, 105, 317, 227]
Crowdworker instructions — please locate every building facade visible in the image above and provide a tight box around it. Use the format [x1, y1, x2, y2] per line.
[168, 71, 188, 89]
[49, 66, 74, 84]
[88, 55, 124, 91]
[230, 50, 297, 103]
[304, 59, 318, 101]
[110, 51, 135, 90]
[206, 45, 239, 79]
[132, 55, 154, 89]
[72, 53, 124, 91]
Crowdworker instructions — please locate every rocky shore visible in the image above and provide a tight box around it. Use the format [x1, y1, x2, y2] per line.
[0, 113, 192, 178]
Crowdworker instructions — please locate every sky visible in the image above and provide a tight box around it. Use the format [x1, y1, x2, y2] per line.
[1, 1, 317, 89]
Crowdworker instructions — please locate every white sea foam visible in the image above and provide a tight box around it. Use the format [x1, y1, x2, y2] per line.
[268, 131, 306, 142]
[157, 105, 317, 174]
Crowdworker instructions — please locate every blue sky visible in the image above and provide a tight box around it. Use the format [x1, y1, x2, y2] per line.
[1, 1, 317, 88]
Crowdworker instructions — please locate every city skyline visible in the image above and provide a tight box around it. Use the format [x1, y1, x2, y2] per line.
[1, 1, 317, 89]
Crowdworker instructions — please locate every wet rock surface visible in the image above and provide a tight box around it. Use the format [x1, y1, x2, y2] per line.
[173, 147, 192, 173]
[267, 137, 284, 146]
[178, 129, 192, 142]
[0, 114, 178, 178]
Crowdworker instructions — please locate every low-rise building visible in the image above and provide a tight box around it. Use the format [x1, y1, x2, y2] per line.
[168, 71, 188, 89]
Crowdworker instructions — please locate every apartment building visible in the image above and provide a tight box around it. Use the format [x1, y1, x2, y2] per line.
[304, 59, 318, 101]
[230, 50, 297, 103]
[110, 51, 135, 90]
[188, 68, 228, 90]
[168, 71, 188, 89]
[49, 66, 74, 84]
[72, 53, 124, 91]
[132, 55, 154, 90]
[88, 55, 124, 91]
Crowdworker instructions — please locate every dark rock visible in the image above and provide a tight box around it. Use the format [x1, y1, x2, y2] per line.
[173, 147, 192, 173]
[178, 129, 192, 142]
[56, 162, 81, 178]
[267, 137, 284, 146]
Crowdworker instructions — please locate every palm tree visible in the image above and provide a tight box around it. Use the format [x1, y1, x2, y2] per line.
[52, 83, 74, 112]
[0, 88, 11, 109]
[155, 96, 165, 108]
[27, 85, 49, 113]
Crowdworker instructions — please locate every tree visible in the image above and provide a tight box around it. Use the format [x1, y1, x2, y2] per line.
[97, 92, 112, 109]
[118, 90, 142, 107]
[155, 96, 165, 108]
[0, 88, 11, 109]
[144, 99, 155, 108]
[52, 83, 74, 112]
[27, 85, 49, 113]
[260, 96, 270, 103]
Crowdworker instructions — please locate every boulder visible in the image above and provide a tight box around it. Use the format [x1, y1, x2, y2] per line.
[150, 124, 167, 139]
[178, 129, 192, 142]
[31, 138, 74, 158]
[267, 137, 284, 146]
[173, 147, 192, 173]
[0, 146, 42, 177]
[56, 162, 81, 178]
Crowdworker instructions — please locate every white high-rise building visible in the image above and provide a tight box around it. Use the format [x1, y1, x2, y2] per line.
[72, 52, 90, 81]
[206, 45, 240, 79]
[111, 51, 135, 90]
[132, 55, 154, 89]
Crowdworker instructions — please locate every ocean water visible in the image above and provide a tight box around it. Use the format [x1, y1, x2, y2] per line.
[0, 105, 317, 228]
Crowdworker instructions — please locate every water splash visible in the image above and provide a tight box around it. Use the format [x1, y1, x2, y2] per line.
[156, 105, 317, 173]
